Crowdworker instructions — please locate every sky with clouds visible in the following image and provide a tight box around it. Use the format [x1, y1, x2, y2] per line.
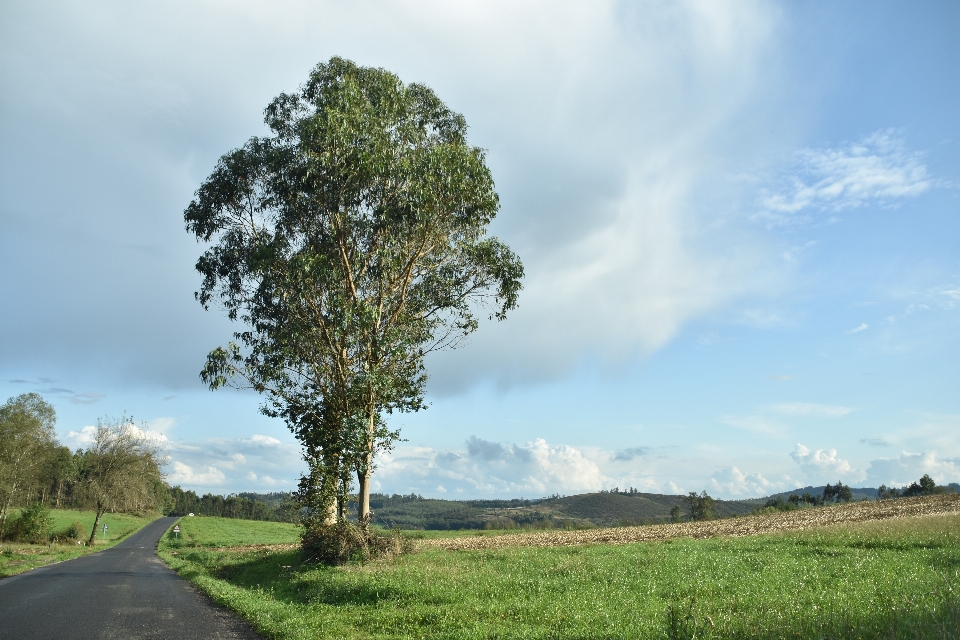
[2, 1, 958, 499]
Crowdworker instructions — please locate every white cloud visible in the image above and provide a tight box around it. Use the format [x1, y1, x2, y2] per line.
[164, 433, 302, 492]
[168, 461, 226, 487]
[771, 403, 853, 418]
[375, 437, 609, 497]
[64, 421, 169, 447]
[846, 323, 869, 334]
[865, 450, 960, 488]
[760, 131, 934, 222]
[65, 425, 97, 446]
[710, 466, 780, 497]
[790, 443, 860, 481]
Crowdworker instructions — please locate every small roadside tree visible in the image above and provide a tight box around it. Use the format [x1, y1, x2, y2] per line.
[0, 394, 57, 535]
[77, 416, 167, 545]
[186, 57, 523, 534]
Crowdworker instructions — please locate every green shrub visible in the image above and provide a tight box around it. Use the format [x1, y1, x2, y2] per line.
[300, 521, 406, 565]
[59, 520, 87, 541]
[9, 503, 52, 543]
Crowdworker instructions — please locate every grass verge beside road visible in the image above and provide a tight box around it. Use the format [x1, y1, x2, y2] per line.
[159, 508, 960, 639]
[0, 509, 160, 578]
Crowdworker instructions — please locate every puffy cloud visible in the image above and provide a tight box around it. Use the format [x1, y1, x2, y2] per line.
[865, 450, 960, 488]
[65, 425, 97, 446]
[710, 466, 780, 497]
[65, 420, 168, 447]
[375, 437, 609, 497]
[168, 461, 226, 487]
[760, 131, 934, 222]
[164, 433, 302, 492]
[790, 443, 860, 480]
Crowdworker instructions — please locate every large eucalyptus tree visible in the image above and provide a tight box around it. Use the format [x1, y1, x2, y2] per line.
[186, 57, 523, 524]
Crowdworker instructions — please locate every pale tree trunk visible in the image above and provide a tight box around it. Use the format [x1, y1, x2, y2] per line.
[0, 482, 18, 535]
[356, 410, 375, 524]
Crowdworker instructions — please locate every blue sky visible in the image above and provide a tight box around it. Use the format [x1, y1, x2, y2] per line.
[2, 1, 958, 499]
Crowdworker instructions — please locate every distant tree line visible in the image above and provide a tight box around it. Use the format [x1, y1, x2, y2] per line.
[166, 486, 298, 522]
[877, 474, 953, 499]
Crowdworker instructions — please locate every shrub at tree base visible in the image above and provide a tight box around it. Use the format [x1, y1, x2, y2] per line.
[61, 520, 86, 541]
[300, 522, 405, 566]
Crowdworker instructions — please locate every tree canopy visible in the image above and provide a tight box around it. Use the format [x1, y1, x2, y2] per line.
[0, 393, 57, 534]
[185, 57, 523, 526]
[77, 416, 167, 545]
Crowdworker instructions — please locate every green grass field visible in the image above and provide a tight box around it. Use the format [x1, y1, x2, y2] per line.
[158, 513, 960, 639]
[164, 515, 301, 548]
[0, 508, 159, 578]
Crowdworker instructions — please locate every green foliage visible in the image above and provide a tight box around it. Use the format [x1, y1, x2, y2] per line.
[185, 56, 524, 524]
[159, 514, 960, 639]
[77, 415, 168, 545]
[684, 490, 718, 521]
[823, 481, 853, 503]
[878, 474, 955, 500]
[0, 393, 58, 535]
[6, 502, 52, 542]
[61, 519, 86, 541]
[670, 505, 683, 523]
[166, 486, 299, 522]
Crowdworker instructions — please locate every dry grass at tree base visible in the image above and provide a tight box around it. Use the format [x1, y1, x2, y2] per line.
[416, 493, 960, 551]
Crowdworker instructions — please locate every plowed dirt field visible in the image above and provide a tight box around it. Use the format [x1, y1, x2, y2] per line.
[417, 494, 960, 551]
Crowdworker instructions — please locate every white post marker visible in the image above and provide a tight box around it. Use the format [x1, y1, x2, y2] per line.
[101, 523, 108, 540]
[173, 524, 180, 539]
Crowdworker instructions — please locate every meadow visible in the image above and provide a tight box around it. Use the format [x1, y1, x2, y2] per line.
[158, 506, 960, 639]
[0, 508, 158, 577]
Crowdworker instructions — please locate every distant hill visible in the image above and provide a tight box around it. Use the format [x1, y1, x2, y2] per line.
[759, 485, 881, 503]
[366, 490, 760, 530]
[219, 483, 960, 530]
[541, 491, 756, 526]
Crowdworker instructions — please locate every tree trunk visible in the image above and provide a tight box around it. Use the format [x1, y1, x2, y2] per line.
[88, 505, 105, 546]
[356, 410, 375, 524]
[0, 482, 17, 535]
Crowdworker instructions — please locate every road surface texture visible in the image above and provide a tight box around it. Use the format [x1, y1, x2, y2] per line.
[0, 516, 262, 640]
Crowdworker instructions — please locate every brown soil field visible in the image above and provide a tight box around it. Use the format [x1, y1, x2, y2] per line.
[417, 494, 960, 551]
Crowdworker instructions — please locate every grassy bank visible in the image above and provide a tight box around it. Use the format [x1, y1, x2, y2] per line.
[0, 509, 159, 578]
[159, 512, 960, 639]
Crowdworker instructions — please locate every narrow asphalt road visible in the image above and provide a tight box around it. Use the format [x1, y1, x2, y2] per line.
[0, 517, 262, 640]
